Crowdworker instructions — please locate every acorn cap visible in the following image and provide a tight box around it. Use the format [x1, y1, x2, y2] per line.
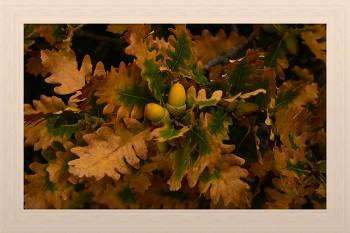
[151, 108, 170, 127]
[166, 102, 186, 117]
[226, 100, 245, 118]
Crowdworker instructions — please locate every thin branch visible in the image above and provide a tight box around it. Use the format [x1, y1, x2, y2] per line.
[203, 31, 255, 70]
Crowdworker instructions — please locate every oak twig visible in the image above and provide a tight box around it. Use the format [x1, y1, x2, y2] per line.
[203, 31, 255, 70]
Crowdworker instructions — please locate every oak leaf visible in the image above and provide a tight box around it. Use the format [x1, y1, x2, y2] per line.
[107, 24, 130, 34]
[68, 118, 153, 181]
[167, 139, 196, 191]
[275, 107, 311, 162]
[194, 29, 246, 80]
[123, 24, 152, 44]
[123, 159, 157, 194]
[151, 118, 189, 142]
[97, 180, 140, 209]
[25, 43, 48, 77]
[301, 25, 326, 63]
[93, 62, 155, 120]
[46, 141, 79, 190]
[274, 80, 318, 114]
[24, 95, 75, 150]
[41, 49, 92, 95]
[265, 177, 314, 209]
[24, 162, 72, 209]
[186, 86, 223, 109]
[291, 65, 314, 82]
[198, 154, 249, 207]
[166, 25, 193, 72]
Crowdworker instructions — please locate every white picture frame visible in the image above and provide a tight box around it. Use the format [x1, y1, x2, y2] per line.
[1, 0, 349, 232]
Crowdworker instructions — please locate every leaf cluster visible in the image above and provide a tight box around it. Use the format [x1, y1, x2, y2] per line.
[24, 24, 326, 209]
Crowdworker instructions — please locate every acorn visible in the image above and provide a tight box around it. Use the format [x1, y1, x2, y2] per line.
[283, 32, 299, 55]
[262, 24, 278, 34]
[226, 100, 260, 118]
[156, 141, 171, 153]
[145, 103, 170, 127]
[166, 83, 187, 117]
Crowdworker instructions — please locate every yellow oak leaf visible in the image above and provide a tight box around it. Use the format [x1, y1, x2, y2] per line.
[46, 141, 79, 190]
[24, 95, 71, 151]
[106, 24, 130, 34]
[68, 118, 153, 181]
[301, 25, 326, 63]
[194, 29, 246, 80]
[291, 65, 314, 82]
[41, 49, 92, 95]
[24, 162, 72, 209]
[198, 154, 249, 207]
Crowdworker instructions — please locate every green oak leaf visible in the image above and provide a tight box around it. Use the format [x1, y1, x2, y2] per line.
[141, 58, 167, 104]
[151, 118, 189, 142]
[227, 60, 256, 96]
[207, 107, 232, 140]
[45, 116, 79, 139]
[263, 39, 288, 68]
[167, 139, 193, 190]
[166, 30, 192, 72]
[286, 160, 310, 177]
[199, 167, 221, 184]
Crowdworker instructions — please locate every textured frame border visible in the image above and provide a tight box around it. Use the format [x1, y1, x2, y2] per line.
[0, 0, 349, 232]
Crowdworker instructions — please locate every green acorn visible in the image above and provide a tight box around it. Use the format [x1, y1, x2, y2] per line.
[226, 100, 260, 118]
[156, 141, 171, 153]
[166, 83, 187, 117]
[283, 32, 299, 55]
[262, 24, 278, 34]
[145, 103, 170, 127]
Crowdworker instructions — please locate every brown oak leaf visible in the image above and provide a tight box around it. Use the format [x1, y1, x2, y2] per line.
[198, 154, 249, 207]
[41, 49, 92, 95]
[68, 118, 153, 181]
[24, 162, 72, 209]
